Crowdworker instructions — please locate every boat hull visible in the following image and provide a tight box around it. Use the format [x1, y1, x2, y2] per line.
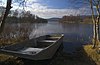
[0, 34, 64, 60]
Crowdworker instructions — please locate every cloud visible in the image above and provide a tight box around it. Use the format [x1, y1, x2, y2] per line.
[0, 0, 91, 18]
[21, 1, 91, 18]
[0, 0, 6, 7]
[29, 6, 91, 18]
[27, 0, 39, 3]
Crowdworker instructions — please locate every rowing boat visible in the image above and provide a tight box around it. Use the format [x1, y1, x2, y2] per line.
[0, 34, 64, 60]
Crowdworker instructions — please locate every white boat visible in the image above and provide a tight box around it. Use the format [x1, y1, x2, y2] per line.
[0, 34, 64, 60]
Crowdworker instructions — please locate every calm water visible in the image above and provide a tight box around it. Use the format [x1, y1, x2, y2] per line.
[29, 20, 94, 53]
[30, 20, 93, 43]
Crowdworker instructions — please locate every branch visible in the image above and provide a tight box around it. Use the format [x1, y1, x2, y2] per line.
[0, 0, 12, 33]
[95, 0, 100, 15]
[89, 0, 96, 22]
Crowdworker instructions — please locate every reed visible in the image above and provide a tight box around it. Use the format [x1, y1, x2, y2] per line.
[0, 23, 33, 64]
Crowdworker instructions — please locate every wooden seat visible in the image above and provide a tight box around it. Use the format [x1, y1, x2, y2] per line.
[39, 40, 56, 43]
[20, 47, 43, 55]
[49, 37, 61, 39]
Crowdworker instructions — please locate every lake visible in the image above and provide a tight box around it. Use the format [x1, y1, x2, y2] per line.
[29, 20, 94, 53]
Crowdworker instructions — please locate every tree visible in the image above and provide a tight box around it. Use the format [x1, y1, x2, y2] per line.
[13, 9, 19, 17]
[89, 0, 100, 52]
[20, 11, 26, 17]
[25, 11, 31, 17]
[70, 0, 100, 51]
[0, 0, 27, 28]
[0, 0, 12, 33]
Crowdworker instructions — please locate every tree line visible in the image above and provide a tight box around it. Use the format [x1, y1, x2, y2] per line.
[59, 15, 83, 23]
[59, 15, 99, 24]
[0, 9, 47, 23]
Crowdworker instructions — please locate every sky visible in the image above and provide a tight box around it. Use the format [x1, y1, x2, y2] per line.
[0, 0, 91, 19]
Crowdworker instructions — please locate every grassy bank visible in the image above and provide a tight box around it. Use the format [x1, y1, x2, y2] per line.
[83, 45, 100, 65]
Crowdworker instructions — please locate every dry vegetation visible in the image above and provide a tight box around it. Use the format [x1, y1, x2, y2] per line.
[0, 23, 33, 65]
[0, 23, 33, 46]
[83, 45, 100, 65]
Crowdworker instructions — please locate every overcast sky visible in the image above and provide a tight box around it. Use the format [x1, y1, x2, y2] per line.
[0, 0, 91, 18]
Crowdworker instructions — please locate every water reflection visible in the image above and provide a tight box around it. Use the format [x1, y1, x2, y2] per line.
[30, 21, 93, 44]
[28, 21, 94, 54]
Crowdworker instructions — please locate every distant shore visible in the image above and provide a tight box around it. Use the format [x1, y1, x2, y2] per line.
[59, 21, 93, 24]
[0, 17, 48, 23]
[58, 15, 100, 24]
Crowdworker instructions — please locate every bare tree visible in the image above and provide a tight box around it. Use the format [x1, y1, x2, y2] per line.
[13, 9, 19, 17]
[0, 0, 12, 33]
[70, 0, 100, 51]
[89, 0, 100, 51]
[0, 0, 27, 33]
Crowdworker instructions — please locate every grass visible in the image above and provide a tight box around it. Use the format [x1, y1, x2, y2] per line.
[0, 55, 24, 65]
[83, 45, 100, 65]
